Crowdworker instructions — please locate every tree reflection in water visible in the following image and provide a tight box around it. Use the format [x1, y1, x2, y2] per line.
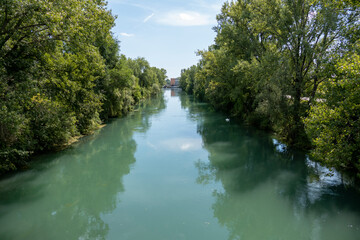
[0, 94, 166, 240]
[180, 91, 360, 240]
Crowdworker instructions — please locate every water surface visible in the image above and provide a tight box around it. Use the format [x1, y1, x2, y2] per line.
[0, 89, 359, 240]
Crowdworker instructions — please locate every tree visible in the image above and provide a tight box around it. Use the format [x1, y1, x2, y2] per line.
[0, 0, 166, 174]
[305, 41, 360, 176]
[180, 65, 197, 94]
[101, 55, 136, 118]
[188, 0, 358, 147]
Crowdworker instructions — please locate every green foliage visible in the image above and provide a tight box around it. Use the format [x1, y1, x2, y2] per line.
[180, 65, 198, 94]
[183, 0, 359, 176]
[27, 94, 78, 151]
[42, 43, 105, 134]
[127, 57, 166, 95]
[0, 105, 29, 150]
[0, 0, 166, 174]
[305, 44, 360, 175]
[0, 149, 30, 174]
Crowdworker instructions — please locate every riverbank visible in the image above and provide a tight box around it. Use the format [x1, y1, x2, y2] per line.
[2, 89, 359, 240]
[178, 0, 359, 179]
[0, 91, 164, 176]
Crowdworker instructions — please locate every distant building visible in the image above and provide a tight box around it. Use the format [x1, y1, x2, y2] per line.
[170, 77, 180, 87]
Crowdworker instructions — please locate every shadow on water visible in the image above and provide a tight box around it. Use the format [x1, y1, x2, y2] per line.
[0, 94, 165, 240]
[179, 91, 360, 240]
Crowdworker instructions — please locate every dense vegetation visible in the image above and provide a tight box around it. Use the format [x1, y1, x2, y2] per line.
[180, 0, 360, 177]
[0, 0, 166, 173]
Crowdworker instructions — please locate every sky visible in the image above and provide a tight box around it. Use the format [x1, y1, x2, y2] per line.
[107, 0, 226, 78]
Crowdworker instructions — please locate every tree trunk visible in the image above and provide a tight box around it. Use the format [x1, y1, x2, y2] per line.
[309, 75, 319, 107]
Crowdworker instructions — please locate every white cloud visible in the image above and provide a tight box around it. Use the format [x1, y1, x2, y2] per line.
[119, 32, 135, 37]
[160, 138, 203, 152]
[209, 3, 223, 12]
[190, 0, 224, 13]
[143, 13, 155, 23]
[156, 11, 215, 26]
[109, 0, 155, 12]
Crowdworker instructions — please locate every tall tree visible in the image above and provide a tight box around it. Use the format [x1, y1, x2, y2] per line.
[0, 0, 166, 173]
[190, 0, 358, 146]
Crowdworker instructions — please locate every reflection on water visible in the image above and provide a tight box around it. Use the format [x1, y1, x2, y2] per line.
[0, 90, 359, 240]
[0, 95, 165, 240]
[160, 138, 202, 152]
[183, 92, 360, 240]
[305, 157, 345, 204]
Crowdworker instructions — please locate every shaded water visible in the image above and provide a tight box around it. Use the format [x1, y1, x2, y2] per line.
[0, 89, 360, 240]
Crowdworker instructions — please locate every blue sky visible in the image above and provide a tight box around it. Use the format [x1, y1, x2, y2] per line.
[107, 0, 226, 78]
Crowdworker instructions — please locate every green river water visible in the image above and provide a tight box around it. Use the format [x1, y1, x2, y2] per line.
[0, 89, 360, 240]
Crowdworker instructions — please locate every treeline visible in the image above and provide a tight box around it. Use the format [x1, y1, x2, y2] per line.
[180, 0, 360, 177]
[0, 0, 166, 173]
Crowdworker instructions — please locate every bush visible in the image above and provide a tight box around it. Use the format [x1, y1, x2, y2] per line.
[27, 94, 77, 151]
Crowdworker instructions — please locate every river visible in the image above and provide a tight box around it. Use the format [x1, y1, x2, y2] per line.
[0, 89, 359, 240]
